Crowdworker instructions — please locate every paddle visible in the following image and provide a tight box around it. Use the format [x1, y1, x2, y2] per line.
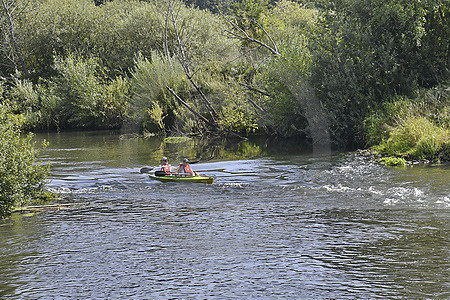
[140, 167, 153, 173]
[140, 167, 167, 176]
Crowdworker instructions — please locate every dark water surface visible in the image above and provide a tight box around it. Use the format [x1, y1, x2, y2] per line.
[1, 131, 449, 299]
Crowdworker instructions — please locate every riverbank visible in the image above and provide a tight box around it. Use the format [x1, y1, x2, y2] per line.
[362, 84, 450, 166]
[356, 149, 449, 167]
[1, 0, 448, 151]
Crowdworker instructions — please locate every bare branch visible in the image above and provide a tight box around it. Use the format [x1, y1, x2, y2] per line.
[238, 83, 271, 114]
[167, 86, 246, 140]
[1, 0, 29, 77]
[239, 82, 272, 98]
[166, 0, 219, 121]
[254, 20, 279, 55]
[220, 12, 280, 57]
[166, 86, 213, 127]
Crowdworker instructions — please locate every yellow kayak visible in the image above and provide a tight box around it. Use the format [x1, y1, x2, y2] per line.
[149, 174, 214, 184]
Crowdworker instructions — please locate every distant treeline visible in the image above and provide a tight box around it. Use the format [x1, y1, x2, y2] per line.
[0, 0, 448, 149]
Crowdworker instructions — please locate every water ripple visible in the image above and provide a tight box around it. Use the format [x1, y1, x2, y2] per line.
[1, 149, 449, 299]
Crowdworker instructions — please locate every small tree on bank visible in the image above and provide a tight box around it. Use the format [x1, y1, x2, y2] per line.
[0, 104, 51, 218]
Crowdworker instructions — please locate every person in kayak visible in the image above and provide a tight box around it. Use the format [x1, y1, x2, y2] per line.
[159, 157, 172, 175]
[176, 158, 198, 176]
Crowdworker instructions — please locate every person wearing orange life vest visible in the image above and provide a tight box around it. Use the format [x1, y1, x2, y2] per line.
[159, 157, 172, 174]
[176, 158, 198, 176]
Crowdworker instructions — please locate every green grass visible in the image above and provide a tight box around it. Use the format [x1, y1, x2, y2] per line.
[374, 115, 449, 161]
[378, 156, 407, 167]
[365, 84, 449, 164]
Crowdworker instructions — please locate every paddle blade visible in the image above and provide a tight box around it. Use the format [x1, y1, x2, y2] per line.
[140, 167, 153, 173]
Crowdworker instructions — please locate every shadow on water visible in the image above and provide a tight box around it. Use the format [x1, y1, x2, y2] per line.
[187, 135, 315, 162]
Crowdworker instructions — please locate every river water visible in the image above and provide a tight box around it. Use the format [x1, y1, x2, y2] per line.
[1, 131, 449, 299]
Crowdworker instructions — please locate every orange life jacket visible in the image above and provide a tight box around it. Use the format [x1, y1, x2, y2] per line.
[161, 164, 171, 174]
[179, 163, 193, 174]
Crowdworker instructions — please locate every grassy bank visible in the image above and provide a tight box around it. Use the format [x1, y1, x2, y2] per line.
[364, 84, 450, 166]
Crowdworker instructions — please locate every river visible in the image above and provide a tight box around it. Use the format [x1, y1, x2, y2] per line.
[1, 131, 449, 299]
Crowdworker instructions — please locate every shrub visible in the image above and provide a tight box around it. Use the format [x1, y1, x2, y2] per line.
[0, 105, 52, 218]
[48, 54, 129, 129]
[378, 156, 407, 167]
[6, 78, 52, 130]
[100, 75, 130, 129]
[367, 84, 449, 161]
[375, 116, 449, 160]
[218, 87, 258, 135]
[129, 53, 187, 133]
[310, 0, 449, 147]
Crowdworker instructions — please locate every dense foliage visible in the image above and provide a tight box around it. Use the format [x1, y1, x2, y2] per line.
[0, 99, 51, 218]
[0, 0, 448, 155]
[2, 0, 446, 217]
[310, 0, 450, 146]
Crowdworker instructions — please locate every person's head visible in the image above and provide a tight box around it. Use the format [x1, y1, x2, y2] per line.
[161, 157, 168, 165]
[182, 158, 189, 165]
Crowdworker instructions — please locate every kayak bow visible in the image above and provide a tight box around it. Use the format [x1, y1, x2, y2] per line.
[149, 174, 214, 184]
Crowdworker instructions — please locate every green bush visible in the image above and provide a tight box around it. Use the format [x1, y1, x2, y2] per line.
[366, 83, 449, 162]
[100, 76, 130, 129]
[0, 105, 52, 218]
[218, 88, 258, 135]
[19, 0, 102, 79]
[129, 53, 187, 133]
[46, 54, 129, 129]
[310, 0, 449, 147]
[375, 116, 449, 160]
[378, 156, 407, 167]
[5, 78, 55, 130]
[363, 99, 413, 146]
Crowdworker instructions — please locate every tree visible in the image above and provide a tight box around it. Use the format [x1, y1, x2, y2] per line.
[0, 101, 51, 218]
[183, 0, 234, 12]
[0, 0, 29, 77]
[45, 54, 129, 130]
[310, 0, 450, 147]
[223, 0, 331, 149]
[166, 0, 219, 122]
[159, 0, 246, 138]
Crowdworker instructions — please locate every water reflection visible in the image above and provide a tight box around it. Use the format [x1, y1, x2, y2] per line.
[35, 131, 316, 168]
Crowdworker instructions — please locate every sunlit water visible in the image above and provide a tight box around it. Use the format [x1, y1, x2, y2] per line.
[1, 131, 449, 299]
